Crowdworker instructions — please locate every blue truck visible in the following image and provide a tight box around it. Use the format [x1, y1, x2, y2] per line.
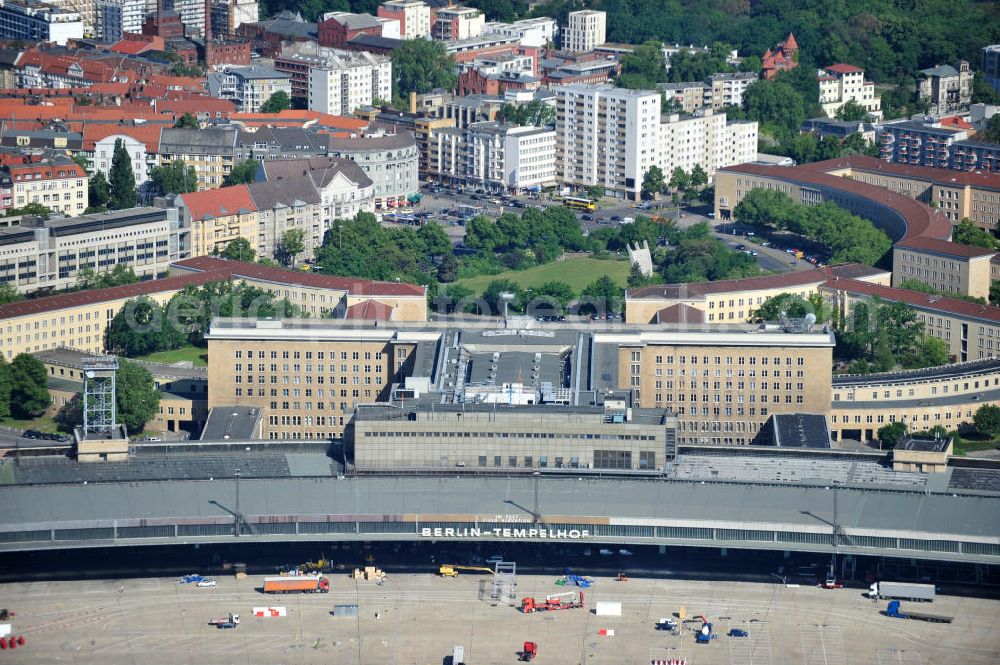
[885, 601, 953, 623]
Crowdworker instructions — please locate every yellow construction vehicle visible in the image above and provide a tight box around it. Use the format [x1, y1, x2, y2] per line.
[439, 564, 496, 577]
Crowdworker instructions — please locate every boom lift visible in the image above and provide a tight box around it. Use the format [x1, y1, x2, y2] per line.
[439, 564, 497, 577]
[520, 591, 584, 613]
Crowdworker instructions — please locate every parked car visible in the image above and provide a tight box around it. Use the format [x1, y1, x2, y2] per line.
[728, 629, 748, 638]
[196, 580, 218, 588]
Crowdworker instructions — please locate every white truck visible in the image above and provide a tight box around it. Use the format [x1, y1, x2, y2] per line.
[868, 581, 936, 602]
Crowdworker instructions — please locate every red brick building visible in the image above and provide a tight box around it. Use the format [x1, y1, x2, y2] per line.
[318, 12, 383, 49]
[761, 33, 798, 81]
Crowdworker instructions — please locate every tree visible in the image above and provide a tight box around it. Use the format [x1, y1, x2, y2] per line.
[980, 114, 1000, 144]
[952, 218, 996, 249]
[219, 237, 255, 262]
[0, 283, 21, 305]
[689, 164, 708, 189]
[974, 404, 1000, 438]
[991, 281, 1000, 306]
[872, 331, 895, 371]
[223, 158, 259, 186]
[877, 421, 908, 449]
[743, 79, 806, 137]
[391, 39, 457, 101]
[497, 100, 555, 127]
[116, 361, 161, 435]
[174, 112, 199, 128]
[417, 221, 452, 257]
[277, 228, 306, 267]
[668, 167, 690, 192]
[616, 41, 669, 89]
[77, 264, 138, 290]
[5, 202, 51, 218]
[534, 281, 575, 307]
[907, 335, 950, 368]
[149, 160, 198, 195]
[641, 165, 665, 199]
[104, 297, 184, 356]
[835, 99, 869, 121]
[751, 292, 812, 322]
[437, 252, 459, 282]
[585, 185, 604, 201]
[260, 90, 291, 113]
[88, 171, 110, 209]
[10, 353, 50, 418]
[482, 279, 523, 316]
[108, 138, 137, 210]
[581, 275, 622, 315]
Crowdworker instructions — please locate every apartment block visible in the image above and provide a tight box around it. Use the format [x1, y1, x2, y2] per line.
[87, 126, 161, 187]
[376, 0, 429, 39]
[555, 84, 661, 200]
[176, 185, 258, 258]
[0, 207, 185, 294]
[258, 156, 375, 222]
[306, 49, 392, 116]
[708, 72, 757, 110]
[95, 0, 143, 41]
[562, 10, 605, 53]
[918, 61, 973, 116]
[326, 132, 418, 209]
[158, 127, 238, 190]
[818, 64, 881, 119]
[208, 65, 291, 113]
[658, 109, 757, 180]
[0, 0, 81, 45]
[432, 5, 482, 41]
[438, 122, 557, 192]
[9, 159, 87, 216]
[482, 17, 556, 48]
[246, 178, 323, 260]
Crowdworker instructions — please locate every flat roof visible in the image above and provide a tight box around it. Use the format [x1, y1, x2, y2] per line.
[898, 436, 950, 453]
[200, 406, 261, 441]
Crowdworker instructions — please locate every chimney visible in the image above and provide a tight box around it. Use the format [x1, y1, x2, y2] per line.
[409, 91, 417, 114]
[204, 0, 212, 45]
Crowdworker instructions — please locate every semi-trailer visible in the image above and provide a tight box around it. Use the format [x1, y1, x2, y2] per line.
[867, 581, 935, 602]
[885, 601, 953, 623]
[262, 575, 330, 594]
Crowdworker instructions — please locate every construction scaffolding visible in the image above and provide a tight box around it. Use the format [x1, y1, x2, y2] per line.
[491, 561, 517, 606]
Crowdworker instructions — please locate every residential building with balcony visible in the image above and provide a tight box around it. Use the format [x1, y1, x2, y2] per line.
[432, 5, 482, 41]
[326, 132, 419, 210]
[158, 126, 238, 190]
[306, 49, 392, 116]
[482, 17, 556, 48]
[95, 0, 144, 41]
[208, 65, 291, 113]
[918, 61, 973, 116]
[376, 0, 429, 39]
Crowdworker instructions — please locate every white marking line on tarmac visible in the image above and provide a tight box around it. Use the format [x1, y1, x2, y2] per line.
[877, 648, 924, 665]
[799, 625, 848, 665]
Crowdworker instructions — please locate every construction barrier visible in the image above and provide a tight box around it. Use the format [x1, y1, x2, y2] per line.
[597, 628, 615, 636]
[650, 660, 687, 665]
[252, 607, 287, 617]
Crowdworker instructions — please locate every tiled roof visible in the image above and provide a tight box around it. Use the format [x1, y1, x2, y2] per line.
[627, 264, 881, 301]
[825, 278, 1000, 324]
[720, 162, 952, 243]
[8, 162, 85, 181]
[0, 271, 229, 321]
[172, 256, 426, 297]
[109, 40, 153, 55]
[824, 63, 863, 74]
[895, 237, 996, 259]
[230, 109, 367, 131]
[81, 124, 162, 151]
[345, 299, 394, 320]
[155, 97, 235, 116]
[259, 156, 373, 190]
[178, 185, 256, 221]
[801, 154, 1000, 191]
[655, 303, 704, 324]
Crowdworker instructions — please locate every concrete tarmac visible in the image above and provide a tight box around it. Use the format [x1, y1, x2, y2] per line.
[2, 571, 998, 664]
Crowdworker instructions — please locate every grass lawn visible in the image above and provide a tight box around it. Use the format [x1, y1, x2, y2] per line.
[454, 257, 632, 295]
[135, 346, 208, 366]
[3, 413, 61, 434]
[952, 433, 1000, 457]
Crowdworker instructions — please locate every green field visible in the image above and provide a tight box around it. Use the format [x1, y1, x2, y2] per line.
[134, 346, 208, 366]
[454, 257, 631, 294]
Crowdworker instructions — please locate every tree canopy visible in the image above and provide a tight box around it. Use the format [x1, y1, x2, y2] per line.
[223, 159, 260, 187]
[219, 237, 256, 262]
[108, 138, 137, 210]
[116, 361, 161, 435]
[952, 218, 996, 249]
[974, 404, 1000, 438]
[149, 160, 198, 195]
[391, 40, 457, 103]
[10, 354, 50, 418]
[260, 90, 291, 113]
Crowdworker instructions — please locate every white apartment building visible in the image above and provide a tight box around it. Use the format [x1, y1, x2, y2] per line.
[555, 84, 660, 200]
[230, 0, 257, 31]
[432, 5, 482, 41]
[173, 0, 205, 36]
[503, 125, 556, 190]
[307, 50, 392, 116]
[482, 17, 556, 48]
[562, 10, 605, 53]
[96, 0, 143, 41]
[377, 0, 429, 39]
[92, 133, 153, 186]
[658, 109, 757, 178]
[708, 72, 756, 110]
[208, 66, 291, 113]
[0, 0, 81, 44]
[818, 64, 882, 120]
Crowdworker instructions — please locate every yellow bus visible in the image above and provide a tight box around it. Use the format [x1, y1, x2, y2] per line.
[562, 196, 596, 212]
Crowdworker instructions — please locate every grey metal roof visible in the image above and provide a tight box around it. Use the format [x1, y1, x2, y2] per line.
[0, 475, 997, 540]
[329, 12, 380, 29]
[327, 132, 415, 152]
[771, 413, 831, 448]
[247, 177, 321, 211]
[33, 348, 208, 380]
[159, 127, 237, 153]
[260, 156, 373, 190]
[200, 406, 262, 440]
[920, 64, 960, 78]
[346, 34, 404, 50]
[237, 127, 327, 152]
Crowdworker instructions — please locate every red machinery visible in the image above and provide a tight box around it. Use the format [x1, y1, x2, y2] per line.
[520, 591, 584, 613]
[519, 641, 537, 661]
